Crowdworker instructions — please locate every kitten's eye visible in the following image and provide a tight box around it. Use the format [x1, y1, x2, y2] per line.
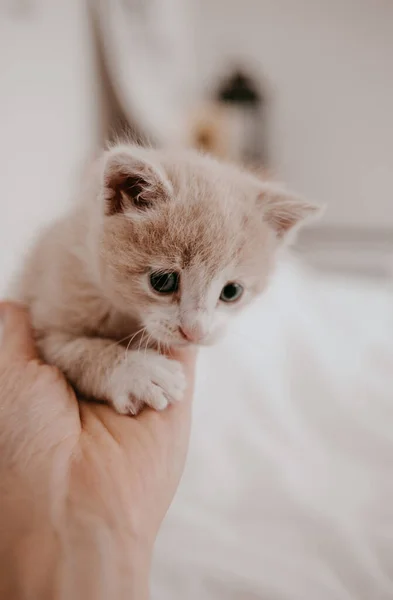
[150, 271, 179, 294]
[220, 282, 244, 303]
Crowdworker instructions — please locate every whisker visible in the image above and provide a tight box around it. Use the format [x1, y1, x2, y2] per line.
[137, 328, 149, 355]
[161, 339, 169, 356]
[94, 332, 139, 362]
[143, 333, 152, 360]
[124, 326, 146, 358]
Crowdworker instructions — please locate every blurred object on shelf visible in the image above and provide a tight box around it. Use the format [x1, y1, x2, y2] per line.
[216, 69, 267, 165]
[189, 68, 268, 168]
[188, 102, 232, 160]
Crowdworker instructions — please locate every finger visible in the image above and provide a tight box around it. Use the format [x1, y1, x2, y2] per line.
[0, 302, 38, 362]
[165, 346, 197, 393]
[138, 347, 197, 428]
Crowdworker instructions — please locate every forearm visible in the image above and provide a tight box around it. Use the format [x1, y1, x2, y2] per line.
[0, 519, 151, 600]
[57, 519, 151, 600]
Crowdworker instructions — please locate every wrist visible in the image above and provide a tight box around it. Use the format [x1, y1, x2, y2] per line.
[56, 449, 154, 600]
[57, 516, 152, 600]
[2, 518, 152, 600]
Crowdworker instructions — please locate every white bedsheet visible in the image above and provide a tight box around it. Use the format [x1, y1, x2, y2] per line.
[152, 259, 393, 600]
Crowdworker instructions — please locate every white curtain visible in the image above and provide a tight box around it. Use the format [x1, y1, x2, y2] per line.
[94, 0, 196, 144]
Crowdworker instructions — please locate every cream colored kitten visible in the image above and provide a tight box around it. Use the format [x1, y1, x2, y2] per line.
[14, 144, 317, 415]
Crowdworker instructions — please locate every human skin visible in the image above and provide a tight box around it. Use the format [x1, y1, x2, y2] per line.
[0, 302, 196, 600]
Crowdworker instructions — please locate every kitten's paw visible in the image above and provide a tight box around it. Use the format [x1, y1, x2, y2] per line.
[108, 350, 186, 415]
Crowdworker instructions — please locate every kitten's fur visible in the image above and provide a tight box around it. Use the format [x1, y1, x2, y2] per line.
[14, 144, 317, 414]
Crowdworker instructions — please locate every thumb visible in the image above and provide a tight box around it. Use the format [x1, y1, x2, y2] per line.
[0, 302, 38, 362]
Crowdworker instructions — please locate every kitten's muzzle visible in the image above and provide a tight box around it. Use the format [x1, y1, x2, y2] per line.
[178, 324, 204, 344]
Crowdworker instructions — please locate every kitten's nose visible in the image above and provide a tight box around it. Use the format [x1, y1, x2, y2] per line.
[178, 324, 204, 344]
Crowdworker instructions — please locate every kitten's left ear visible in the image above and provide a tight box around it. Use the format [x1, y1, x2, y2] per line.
[258, 184, 321, 240]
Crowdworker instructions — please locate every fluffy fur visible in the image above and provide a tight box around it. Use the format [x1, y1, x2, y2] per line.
[13, 144, 317, 414]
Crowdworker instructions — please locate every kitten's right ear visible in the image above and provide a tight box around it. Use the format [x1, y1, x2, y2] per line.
[102, 148, 171, 216]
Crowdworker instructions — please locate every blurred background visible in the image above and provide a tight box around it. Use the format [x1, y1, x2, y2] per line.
[1, 2, 393, 599]
[2, 0, 393, 287]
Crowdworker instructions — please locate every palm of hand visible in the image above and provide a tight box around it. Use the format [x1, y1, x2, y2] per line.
[0, 303, 195, 554]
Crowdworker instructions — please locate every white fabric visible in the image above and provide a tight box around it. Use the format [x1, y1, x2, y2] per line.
[95, 0, 195, 144]
[152, 260, 393, 599]
[0, 0, 101, 294]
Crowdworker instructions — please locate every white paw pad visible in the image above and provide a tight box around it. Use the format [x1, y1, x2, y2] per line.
[108, 350, 186, 415]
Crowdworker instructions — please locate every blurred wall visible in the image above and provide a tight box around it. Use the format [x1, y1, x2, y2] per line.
[0, 0, 104, 293]
[194, 0, 393, 229]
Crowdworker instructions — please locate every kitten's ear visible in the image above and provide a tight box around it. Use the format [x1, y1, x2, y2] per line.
[258, 184, 321, 241]
[102, 148, 172, 216]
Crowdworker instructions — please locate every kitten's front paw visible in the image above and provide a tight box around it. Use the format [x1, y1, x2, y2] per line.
[108, 350, 186, 415]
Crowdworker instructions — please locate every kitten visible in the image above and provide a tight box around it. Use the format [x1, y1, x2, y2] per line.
[14, 144, 318, 415]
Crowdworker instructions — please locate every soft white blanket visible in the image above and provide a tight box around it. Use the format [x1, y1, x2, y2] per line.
[152, 260, 393, 599]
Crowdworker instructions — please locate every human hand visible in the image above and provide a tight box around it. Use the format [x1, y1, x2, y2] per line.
[0, 302, 196, 600]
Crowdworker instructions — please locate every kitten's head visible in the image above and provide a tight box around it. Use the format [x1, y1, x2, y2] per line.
[96, 144, 318, 346]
